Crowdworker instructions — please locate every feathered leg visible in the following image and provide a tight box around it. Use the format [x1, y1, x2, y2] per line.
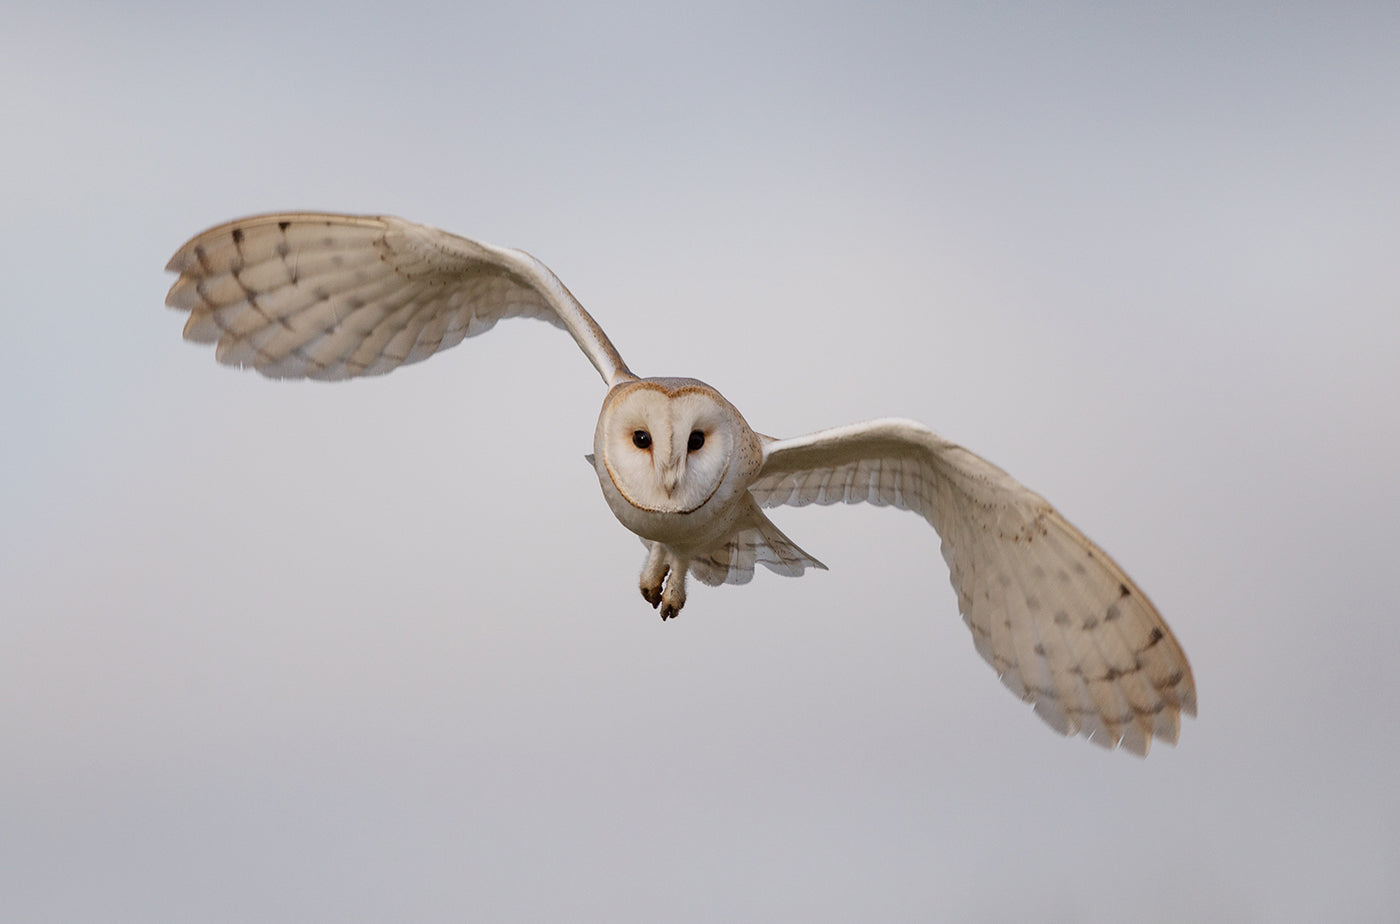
[639, 541, 668, 609]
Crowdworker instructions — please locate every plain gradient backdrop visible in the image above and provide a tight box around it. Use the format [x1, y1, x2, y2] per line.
[4, 2, 1398, 921]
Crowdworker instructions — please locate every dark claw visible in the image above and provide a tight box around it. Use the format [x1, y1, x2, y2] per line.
[660, 604, 678, 620]
[641, 586, 662, 608]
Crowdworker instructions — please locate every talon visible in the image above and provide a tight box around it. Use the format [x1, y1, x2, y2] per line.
[641, 586, 663, 608]
[661, 603, 678, 620]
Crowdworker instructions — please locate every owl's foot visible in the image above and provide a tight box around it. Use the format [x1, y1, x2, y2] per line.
[640, 543, 668, 612]
[644, 575, 685, 619]
[639, 543, 686, 620]
[659, 580, 686, 620]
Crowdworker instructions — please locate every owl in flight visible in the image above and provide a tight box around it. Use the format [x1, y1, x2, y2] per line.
[164, 212, 1195, 755]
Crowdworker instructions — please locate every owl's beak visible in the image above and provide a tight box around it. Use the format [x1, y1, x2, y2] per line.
[658, 453, 684, 497]
[660, 463, 682, 496]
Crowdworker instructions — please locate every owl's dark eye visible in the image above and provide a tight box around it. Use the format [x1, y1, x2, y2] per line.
[687, 430, 705, 453]
[632, 430, 652, 449]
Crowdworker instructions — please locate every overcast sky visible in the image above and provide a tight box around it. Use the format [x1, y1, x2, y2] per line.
[3, 2, 1398, 921]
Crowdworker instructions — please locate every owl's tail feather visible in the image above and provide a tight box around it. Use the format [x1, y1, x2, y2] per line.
[689, 497, 827, 587]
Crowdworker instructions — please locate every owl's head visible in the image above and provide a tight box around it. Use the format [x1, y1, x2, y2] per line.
[594, 377, 756, 515]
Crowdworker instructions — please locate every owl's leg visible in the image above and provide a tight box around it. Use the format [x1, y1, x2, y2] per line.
[639, 543, 689, 620]
[639, 542, 668, 610]
[659, 562, 688, 621]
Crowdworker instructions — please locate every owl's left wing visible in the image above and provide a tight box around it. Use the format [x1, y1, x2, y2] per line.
[751, 418, 1195, 756]
[165, 212, 633, 385]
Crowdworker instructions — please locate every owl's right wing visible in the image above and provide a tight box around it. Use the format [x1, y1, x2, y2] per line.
[165, 212, 634, 385]
[751, 418, 1195, 756]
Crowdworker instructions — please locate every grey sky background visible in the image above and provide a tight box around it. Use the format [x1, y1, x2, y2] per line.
[3, 2, 1398, 921]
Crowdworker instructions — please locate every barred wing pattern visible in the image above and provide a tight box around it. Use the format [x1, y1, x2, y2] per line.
[688, 496, 827, 587]
[751, 419, 1196, 756]
[165, 213, 632, 384]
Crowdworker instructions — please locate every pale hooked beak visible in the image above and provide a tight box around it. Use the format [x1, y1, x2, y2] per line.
[658, 455, 684, 497]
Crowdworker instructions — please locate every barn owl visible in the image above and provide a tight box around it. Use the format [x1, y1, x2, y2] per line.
[164, 212, 1196, 756]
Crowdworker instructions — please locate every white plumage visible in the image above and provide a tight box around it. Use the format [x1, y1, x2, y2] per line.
[164, 212, 1196, 756]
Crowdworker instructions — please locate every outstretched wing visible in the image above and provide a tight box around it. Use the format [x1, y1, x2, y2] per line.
[164, 212, 634, 385]
[751, 418, 1195, 756]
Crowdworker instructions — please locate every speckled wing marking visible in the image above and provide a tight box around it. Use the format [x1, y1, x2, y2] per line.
[164, 212, 633, 385]
[751, 418, 1196, 756]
